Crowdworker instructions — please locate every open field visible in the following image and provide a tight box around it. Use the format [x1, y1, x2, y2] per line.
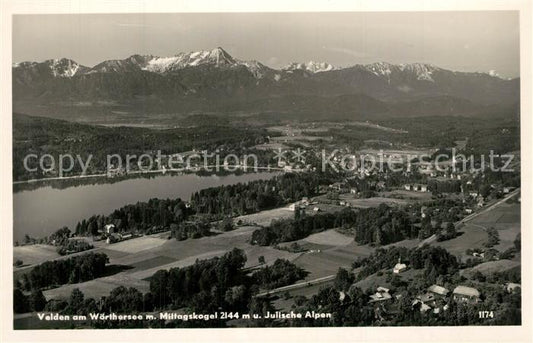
[102, 236, 168, 253]
[381, 190, 433, 201]
[338, 194, 413, 208]
[291, 241, 374, 280]
[302, 229, 353, 246]
[13, 244, 59, 266]
[43, 274, 151, 301]
[433, 225, 488, 261]
[467, 202, 520, 252]
[460, 259, 520, 278]
[34, 224, 301, 301]
[233, 208, 296, 227]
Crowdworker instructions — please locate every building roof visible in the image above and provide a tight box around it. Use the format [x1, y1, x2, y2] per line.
[453, 285, 480, 297]
[370, 292, 392, 302]
[427, 285, 450, 296]
[393, 263, 407, 271]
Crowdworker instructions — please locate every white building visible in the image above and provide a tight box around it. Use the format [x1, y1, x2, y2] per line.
[104, 224, 116, 234]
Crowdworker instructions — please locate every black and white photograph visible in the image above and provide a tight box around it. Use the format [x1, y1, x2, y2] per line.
[1, 1, 532, 342]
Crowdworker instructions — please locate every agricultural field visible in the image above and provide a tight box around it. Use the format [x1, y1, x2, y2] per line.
[13, 244, 59, 267]
[37, 224, 301, 301]
[338, 194, 413, 208]
[468, 202, 520, 252]
[233, 207, 296, 227]
[302, 229, 354, 246]
[290, 239, 374, 280]
[43, 273, 151, 300]
[460, 260, 520, 278]
[433, 224, 488, 262]
[381, 190, 433, 201]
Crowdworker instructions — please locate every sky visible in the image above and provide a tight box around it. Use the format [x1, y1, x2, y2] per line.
[12, 11, 520, 78]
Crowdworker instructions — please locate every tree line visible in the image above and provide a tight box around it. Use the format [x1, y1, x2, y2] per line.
[17, 252, 109, 290]
[251, 204, 420, 247]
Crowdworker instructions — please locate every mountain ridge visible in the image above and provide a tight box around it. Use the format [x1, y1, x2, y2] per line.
[13, 47, 520, 118]
[13, 47, 515, 81]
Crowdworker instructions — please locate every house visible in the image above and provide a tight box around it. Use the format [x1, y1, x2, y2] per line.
[313, 207, 320, 212]
[369, 287, 392, 303]
[453, 286, 480, 303]
[350, 187, 358, 194]
[469, 191, 479, 198]
[427, 285, 450, 297]
[404, 184, 412, 191]
[505, 283, 521, 293]
[393, 258, 407, 274]
[465, 208, 473, 214]
[301, 197, 309, 206]
[104, 224, 116, 234]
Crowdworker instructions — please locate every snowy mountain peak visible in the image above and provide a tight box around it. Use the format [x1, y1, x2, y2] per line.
[361, 62, 439, 82]
[365, 62, 394, 77]
[142, 47, 238, 73]
[45, 58, 84, 77]
[398, 63, 438, 81]
[141, 47, 272, 79]
[283, 61, 335, 73]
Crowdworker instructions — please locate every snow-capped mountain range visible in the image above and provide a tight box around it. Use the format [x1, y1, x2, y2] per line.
[12, 47, 519, 109]
[13, 46, 508, 81]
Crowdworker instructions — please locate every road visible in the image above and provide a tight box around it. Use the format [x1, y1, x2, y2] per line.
[255, 274, 336, 298]
[417, 188, 520, 247]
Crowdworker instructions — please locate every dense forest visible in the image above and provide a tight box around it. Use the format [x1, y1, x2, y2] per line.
[192, 172, 325, 217]
[149, 248, 249, 311]
[17, 252, 109, 290]
[251, 259, 308, 289]
[251, 204, 419, 246]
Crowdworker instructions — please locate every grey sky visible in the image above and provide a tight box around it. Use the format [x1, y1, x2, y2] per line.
[13, 11, 520, 78]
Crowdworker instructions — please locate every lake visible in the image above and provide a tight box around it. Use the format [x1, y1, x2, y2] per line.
[13, 172, 278, 242]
